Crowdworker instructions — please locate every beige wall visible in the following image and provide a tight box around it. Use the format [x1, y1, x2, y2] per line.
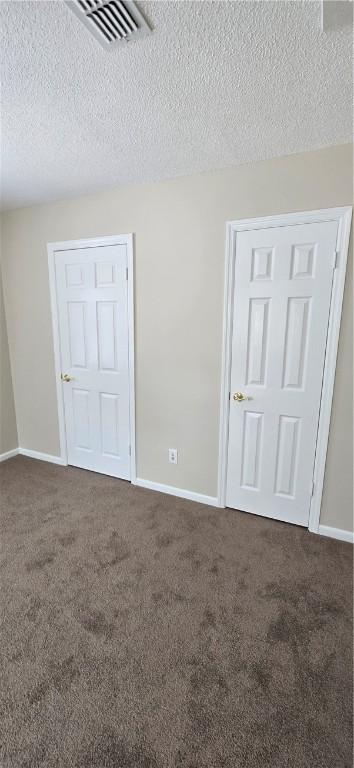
[320, 230, 353, 531]
[1, 143, 353, 531]
[0, 260, 18, 454]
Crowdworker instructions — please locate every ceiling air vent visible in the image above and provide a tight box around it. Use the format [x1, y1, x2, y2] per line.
[66, 0, 151, 49]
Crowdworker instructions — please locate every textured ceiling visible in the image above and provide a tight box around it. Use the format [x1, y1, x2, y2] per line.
[0, 0, 352, 210]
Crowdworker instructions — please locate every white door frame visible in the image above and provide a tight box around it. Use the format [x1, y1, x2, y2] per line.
[47, 234, 136, 482]
[218, 207, 352, 533]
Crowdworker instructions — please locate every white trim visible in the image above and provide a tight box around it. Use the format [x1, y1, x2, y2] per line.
[308, 208, 352, 533]
[218, 207, 352, 535]
[0, 448, 19, 463]
[19, 448, 65, 465]
[127, 235, 136, 483]
[318, 525, 354, 544]
[217, 222, 235, 507]
[133, 478, 220, 507]
[47, 234, 133, 252]
[47, 234, 136, 481]
[48, 244, 68, 465]
[225, 207, 353, 232]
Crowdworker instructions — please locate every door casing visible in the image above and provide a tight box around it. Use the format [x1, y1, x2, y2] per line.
[218, 207, 352, 533]
[48, 234, 136, 482]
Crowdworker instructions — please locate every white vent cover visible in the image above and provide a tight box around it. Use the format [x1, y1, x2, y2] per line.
[66, 0, 151, 49]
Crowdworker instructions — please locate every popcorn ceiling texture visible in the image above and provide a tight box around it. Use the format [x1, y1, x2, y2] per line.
[0, 0, 352, 209]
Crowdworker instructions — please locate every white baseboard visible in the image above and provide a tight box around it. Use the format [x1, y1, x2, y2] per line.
[133, 477, 220, 507]
[19, 448, 66, 466]
[2, 455, 352, 537]
[318, 524, 354, 544]
[0, 448, 19, 463]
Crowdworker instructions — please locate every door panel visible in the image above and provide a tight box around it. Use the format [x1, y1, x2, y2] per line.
[274, 415, 300, 497]
[68, 302, 88, 368]
[97, 302, 118, 371]
[226, 220, 338, 525]
[282, 297, 311, 389]
[55, 244, 131, 479]
[246, 298, 270, 385]
[100, 393, 120, 457]
[72, 388, 91, 451]
[251, 247, 273, 281]
[290, 243, 316, 279]
[241, 411, 263, 490]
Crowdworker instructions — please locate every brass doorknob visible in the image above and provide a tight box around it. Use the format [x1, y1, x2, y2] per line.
[233, 391, 247, 402]
[61, 373, 74, 383]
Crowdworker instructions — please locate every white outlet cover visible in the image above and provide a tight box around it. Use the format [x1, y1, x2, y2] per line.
[168, 449, 178, 464]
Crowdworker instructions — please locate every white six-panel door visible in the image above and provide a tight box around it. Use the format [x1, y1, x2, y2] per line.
[226, 220, 338, 526]
[55, 244, 131, 479]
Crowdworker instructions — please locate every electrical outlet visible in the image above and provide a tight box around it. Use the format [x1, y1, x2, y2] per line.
[168, 448, 178, 464]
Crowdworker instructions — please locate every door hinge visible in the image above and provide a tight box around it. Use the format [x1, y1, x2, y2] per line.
[129, 445, 131, 456]
[228, 392, 231, 400]
[126, 267, 128, 281]
[333, 250, 340, 270]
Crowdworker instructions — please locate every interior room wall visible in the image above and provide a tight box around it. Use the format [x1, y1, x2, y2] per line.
[0, 257, 18, 454]
[320, 230, 353, 532]
[1, 143, 352, 531]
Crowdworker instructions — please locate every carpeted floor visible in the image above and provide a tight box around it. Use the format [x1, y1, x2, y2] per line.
[0, 456, 352, 768]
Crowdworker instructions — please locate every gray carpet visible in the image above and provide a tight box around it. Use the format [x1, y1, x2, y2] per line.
[0, 456, 352, 768]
